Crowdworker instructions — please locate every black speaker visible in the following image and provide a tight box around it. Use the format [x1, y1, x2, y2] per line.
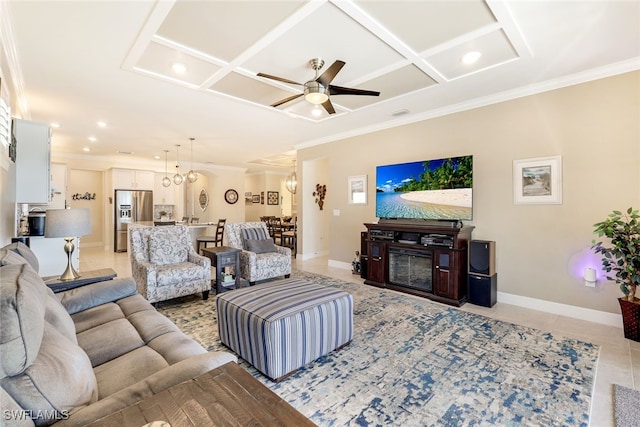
[468, 274, 497, 307]
[469, 240, 495, 276]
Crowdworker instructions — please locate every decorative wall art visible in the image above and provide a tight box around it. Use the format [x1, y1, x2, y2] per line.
[513, 155, 562, 205]
[252, 195, 260, 203]
[313, 184, 327, 210]
[261, 191, 264, 204]
[348, 175, 367, 205]
[224, 189, 238, 204]
[72, 192, 96, 201]
[199, 189, 209, 211]
[267, 191, 279, 205]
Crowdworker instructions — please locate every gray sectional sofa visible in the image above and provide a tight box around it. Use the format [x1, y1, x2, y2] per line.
[0, 243, 236, 426]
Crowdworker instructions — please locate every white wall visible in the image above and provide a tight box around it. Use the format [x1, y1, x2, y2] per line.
[299, 157, 329, 259]
[298, 71, 640, 315]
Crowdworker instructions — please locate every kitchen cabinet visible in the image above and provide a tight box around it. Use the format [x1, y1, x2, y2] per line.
[49, 163, 67, 209]
[154, 172, 176, 205]
[113, 169, 155, 190]
[15, 119, 51, 203]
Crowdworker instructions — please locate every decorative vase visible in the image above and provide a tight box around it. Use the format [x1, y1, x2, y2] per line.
[618, 298, 640, 341]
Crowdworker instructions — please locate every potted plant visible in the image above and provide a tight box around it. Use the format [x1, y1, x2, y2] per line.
[592, 207, 640, 340]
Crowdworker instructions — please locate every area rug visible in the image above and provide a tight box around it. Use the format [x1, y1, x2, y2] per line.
[156, 270, 600, 426]
[613, 384, 640, 427]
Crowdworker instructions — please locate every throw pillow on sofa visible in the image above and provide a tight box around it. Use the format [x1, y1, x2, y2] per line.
[0, 263, 98, 425]
[1, 242, 39, 273]
[245, 239, 277, 254]
[241, 227, 270, 250]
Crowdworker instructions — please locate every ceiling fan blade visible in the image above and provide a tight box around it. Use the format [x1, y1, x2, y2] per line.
[329, 85, 380, 97]
[322, 99, 336, 115]
[257, 73, 302, 86]
[272, 93, 303, 107]
[316, 60, 345, 87]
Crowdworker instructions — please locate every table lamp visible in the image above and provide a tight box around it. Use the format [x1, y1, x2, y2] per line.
[45, 208, 91, 281]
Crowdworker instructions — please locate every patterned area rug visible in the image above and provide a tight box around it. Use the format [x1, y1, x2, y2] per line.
[156, 270, 600, 426]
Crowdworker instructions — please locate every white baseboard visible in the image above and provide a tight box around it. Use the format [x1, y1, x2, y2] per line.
[328, 259, 352, 270]
[497, 292, 622, 328]
[298, 250, 329, 261]
[326, 258, 622, 328]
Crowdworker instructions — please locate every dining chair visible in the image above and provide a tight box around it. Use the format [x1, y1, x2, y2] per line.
[196, 218, 226, 254]
[281, 216, 297, 257]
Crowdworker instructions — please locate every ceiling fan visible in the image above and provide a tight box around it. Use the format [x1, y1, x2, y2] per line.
[257, 58, 380, 115]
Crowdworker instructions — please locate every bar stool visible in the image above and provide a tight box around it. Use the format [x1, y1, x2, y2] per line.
[196, 218, 226, 254]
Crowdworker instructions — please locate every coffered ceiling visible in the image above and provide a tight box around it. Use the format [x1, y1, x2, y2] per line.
[2, 0, 639, 172]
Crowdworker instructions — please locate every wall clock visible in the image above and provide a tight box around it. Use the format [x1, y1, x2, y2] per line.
[224, 189, 238, 204]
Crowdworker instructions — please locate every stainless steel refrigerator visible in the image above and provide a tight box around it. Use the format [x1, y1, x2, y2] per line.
[114, 190, 153, 252]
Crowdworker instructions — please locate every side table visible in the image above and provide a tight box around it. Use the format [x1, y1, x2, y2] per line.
[202, 246, 241, 294]
[43, 268, 117, 293]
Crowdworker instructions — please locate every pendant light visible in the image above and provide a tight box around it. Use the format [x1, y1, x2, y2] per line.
[173, 144, 184, 185]
[285, 160, 297, 194]
[186, 137, 198, 183]
[161, 150, 171, 187]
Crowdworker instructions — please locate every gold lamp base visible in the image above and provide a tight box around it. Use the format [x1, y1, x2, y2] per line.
[59, 237, 81, 281]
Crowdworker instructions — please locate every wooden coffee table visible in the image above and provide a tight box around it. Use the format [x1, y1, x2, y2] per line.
[88, 362, 315, 426]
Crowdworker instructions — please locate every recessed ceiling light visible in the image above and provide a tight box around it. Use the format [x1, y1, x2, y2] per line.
[97, 121, 107, 128]
[172, 62, 187, 74]
[82, 147, 91, 152]
[154, 155, 161, 160]
[50, 122, 61, 128]
[462, 51, 482, 65]
[88, 136, 97, 142]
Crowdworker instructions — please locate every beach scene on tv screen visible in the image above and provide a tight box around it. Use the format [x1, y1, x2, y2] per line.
[376, 155, 473, 220]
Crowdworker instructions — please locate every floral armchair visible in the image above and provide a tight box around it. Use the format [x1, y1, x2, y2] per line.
[129, 224, 211, 303]
[225, 222, 291, 285]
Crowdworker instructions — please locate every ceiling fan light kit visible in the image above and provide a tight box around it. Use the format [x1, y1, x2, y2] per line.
[258, 58, 380, 115]
[304, 81, 328, 104]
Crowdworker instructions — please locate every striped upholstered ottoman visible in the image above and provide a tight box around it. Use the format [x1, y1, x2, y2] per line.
[216, 278, 353, 381]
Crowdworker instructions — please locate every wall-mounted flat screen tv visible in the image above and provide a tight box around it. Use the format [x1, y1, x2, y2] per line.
[375, 155, 473, 221]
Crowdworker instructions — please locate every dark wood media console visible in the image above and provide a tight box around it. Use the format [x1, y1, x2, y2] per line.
[363, 221, 474, 306]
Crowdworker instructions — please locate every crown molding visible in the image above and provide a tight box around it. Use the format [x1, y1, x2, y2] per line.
[295, 57, 640, 151]
[0, 1, 28, 118]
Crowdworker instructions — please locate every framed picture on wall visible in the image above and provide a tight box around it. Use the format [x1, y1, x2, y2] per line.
[260, 191, 264, 204]
[267, 191, 279, 205]
[252, 195, 260, 203]
[513, 155, 562, 205]
[348, 175, 367, 204]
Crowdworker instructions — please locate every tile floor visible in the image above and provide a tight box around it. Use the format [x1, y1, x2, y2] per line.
[79, 246, 639, 427]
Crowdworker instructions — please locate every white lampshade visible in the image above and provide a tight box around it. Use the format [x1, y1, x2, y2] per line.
[45, 208, 91, 238]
